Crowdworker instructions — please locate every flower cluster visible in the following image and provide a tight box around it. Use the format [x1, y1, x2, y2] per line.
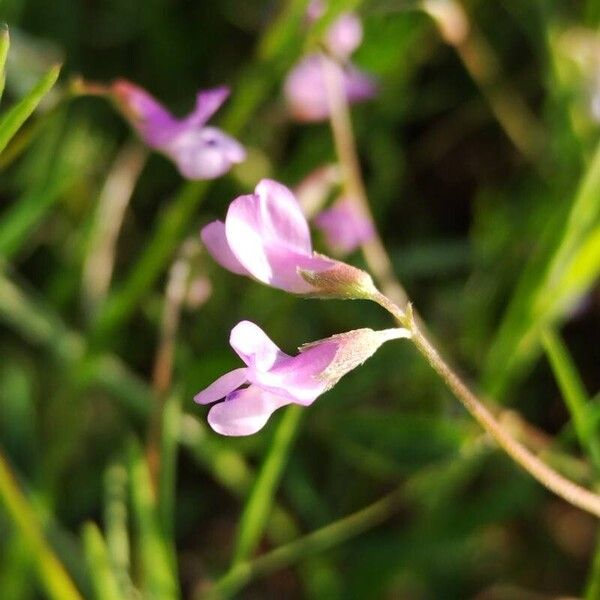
[284, 2, 377, 122]
[197, 179, 408, 435]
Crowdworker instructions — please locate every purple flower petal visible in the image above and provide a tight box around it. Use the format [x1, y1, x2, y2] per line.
[207, 386, 291, 436]
[250, 340, 337, 404]
[112, 80, 245, 180]
[326, 13, 363, 59]
[183, 86, 230, 128]
[314, 198, 375, 254]
[165, 126, 246, 180]
[225, 179, 330, 292]
[112, 79, 178, 147]
[201, 220, 250, 275]
[229, 320, 289, 371]
[284, 55, 376, 123]
[344, 65, 378, 104]
[194, 367, 248, 405]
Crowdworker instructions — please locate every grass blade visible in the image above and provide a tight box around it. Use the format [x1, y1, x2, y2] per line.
[541, 328, 600, 470]
[104, 462, 132, 597]
[0, 449, 82, 600]
[0, 24, 9, 100]
[82, 523, 125, 600]
[128, 440, 178, 599]
[484, 139, 600, 399]
[0, 63, 60, 154]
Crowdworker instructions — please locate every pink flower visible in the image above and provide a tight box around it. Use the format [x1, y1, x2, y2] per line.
[194, 320, 409, 435]
[314, 198, 375, 255]
[201, 179, 342, 294]
[284, 3, 376, 122]
[111, 80, 245, 180]
[306, 1, 363, 59]
[284, 56, 376, 123]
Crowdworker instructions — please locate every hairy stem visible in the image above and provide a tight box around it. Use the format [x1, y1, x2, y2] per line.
[374, 292, 600, 518]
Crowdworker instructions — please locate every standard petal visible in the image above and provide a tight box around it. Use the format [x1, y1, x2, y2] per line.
[165, 126, 246, 180]
[224, 193, 273, 283]
[193, 368, 248, 405]
[184, 86, 230, 127]
[201, 220, 250, 275]
[207, 386, 291, 436]
[255, 179, 312, 254]
[229, 321, 288, 372]
[225, 180, 320, 292]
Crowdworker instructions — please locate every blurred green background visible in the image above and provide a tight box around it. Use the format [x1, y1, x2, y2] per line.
[0, 0, 599, 598]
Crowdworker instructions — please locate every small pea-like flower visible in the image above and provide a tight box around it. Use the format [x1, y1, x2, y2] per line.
[111, 79, 245, 179]
[306, 1, 364, 60]
[284, 57, 376, 122]
[314, 198, 375, 255]
[284, 4, 376, 122]
[194, 320, 410, 435]
[201, 179, 376, 298]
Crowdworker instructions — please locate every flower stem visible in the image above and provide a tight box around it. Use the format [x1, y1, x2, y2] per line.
[374, 291, 600, 519]
[321, 53, 409, 309]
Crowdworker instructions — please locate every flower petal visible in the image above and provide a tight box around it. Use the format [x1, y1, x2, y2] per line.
[225, 180, 326, 292]
[250, 340, 336, 404]
[284, 55, 376, 123]
[254, 179, 312, 254]
[201, 220, 250, 275]
[165, 126, 246, 180]
[344, 65, 378, 103]
[313, 198, 375, 254]
[184, 86, 230, 127]
[207, 386, 291, 436]
[326, 12, 363, 59]
[111, 79, 178, 147]
[194, 368, 248, 405]
[229, 321, 289, 371]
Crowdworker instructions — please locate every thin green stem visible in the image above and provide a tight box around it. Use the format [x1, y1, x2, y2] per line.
[203, 484, 406, 599]
[373, 292, 600, 519]
[231, 405, 303, 566]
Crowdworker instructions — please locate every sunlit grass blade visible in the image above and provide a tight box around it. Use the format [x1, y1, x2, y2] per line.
[0, 63, 60, 154]
[586, 533, 600, 600]
[128, 440, 178, 599]
[0, 24, 9, 100]
[483, 139, 600, 400]
[541, 328, 600, 470]
[82, 523, 125, 600]
[0, 448, 82, 600]
[232, 405, 303, 565]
